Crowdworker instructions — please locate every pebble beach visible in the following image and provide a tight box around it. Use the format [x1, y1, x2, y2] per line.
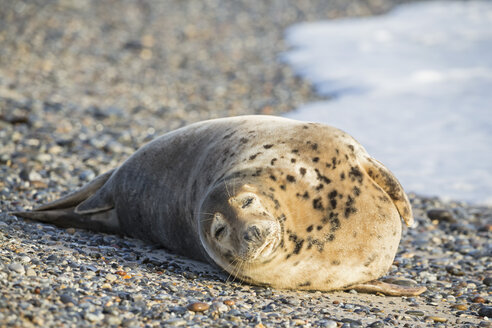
[0, 1, 491, 327]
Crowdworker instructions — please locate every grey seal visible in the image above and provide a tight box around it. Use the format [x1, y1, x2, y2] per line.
[13, 115, 426, 295]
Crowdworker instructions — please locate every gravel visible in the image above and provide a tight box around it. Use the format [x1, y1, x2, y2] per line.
[1, 0, 491, 327]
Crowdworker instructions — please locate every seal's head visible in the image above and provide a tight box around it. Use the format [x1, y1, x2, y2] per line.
[198, 180, 281, 276]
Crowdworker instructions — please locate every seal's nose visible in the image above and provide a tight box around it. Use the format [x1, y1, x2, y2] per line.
[243, 224, 265, 243]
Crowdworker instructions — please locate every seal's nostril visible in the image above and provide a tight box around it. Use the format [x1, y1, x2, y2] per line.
[244, 225, 262, 242]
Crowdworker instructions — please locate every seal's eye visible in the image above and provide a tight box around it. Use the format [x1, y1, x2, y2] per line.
[242, 197, 254, 209]
[211, 213, 228, 242]
[214, 225, 227, 240]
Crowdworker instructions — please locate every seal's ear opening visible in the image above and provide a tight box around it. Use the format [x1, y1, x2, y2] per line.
[362, 157, 414, 227]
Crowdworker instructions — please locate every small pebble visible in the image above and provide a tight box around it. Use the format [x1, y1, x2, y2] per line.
[19, 255, 31, 263]
[163, 318, 187, 326]
[105, 273, 117, 282]
[452, 304, 468, 311]
[427, 209, 456, 222]
[60, 293, 76, 304]
[318, 320, 337, 328]
[8, 262, 25, 274]
[187, 302, 210, 312]
[368, 321, 385, 328]
[224, 299, 235, 306]
[84, 312, 104, 322]
[426, 316, 448, 323]
[478, 306, 492, 318]
[473, 296, 486, 304]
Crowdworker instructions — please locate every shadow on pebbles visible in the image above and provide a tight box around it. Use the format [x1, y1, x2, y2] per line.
[0, 0, 491, 327]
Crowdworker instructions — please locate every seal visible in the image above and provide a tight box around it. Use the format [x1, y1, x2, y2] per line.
[13, 115, 426, 295]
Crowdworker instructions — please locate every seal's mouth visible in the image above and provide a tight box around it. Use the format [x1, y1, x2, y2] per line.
[255, 237, 279, 259]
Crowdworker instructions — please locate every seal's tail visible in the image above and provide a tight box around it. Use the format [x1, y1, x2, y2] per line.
[362, 157, 414, 227]
[11, 170, 120, 234]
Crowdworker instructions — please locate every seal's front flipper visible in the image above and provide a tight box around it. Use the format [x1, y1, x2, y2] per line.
[11, 170, 120, 234]
[347, 280, 427, 296]
[362, 157, 414, 226]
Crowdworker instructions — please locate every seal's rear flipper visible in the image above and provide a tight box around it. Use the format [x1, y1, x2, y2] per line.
[347, 280, 427, 296]
[362, 157, 414, 226]
[11, 170, 120, 234]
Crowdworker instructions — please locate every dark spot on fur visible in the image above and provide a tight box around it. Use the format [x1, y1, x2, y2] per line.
[353, 186, 361, 196]
[288, 232, 304, 255]
[311, 143, 318, 151]
[325, 233, 335, 242]
[306, 225, 313, 232]
[348, 166, 364, 184]
[348, 145, 355, 152]
[313, 197, 324, 211]
[308, 238, 324, 252]
[240, 137, 249, 143]
[270, 175, 276, 181]
[335, 149, 339, 154]
[331, 260, 341, 266]
[314, 169, 331, 184]
[325, 163, 332, 168]
[286, 175, 296, 183]
[378, 195, 391, 203]
[344, 196, 357, 218]
[364, 253, 378, 267]
[328, 190, 338, 209]
[312, 157, 319, 163]
[298, 281, 311, 287]
[223, 131, 235, 139]
[316, 225, 322, 231]
[303, 125, 309, 129]
[280, 185, 286, 190]
[302, 191, 309, 199]
[291, 158, 296, 163]
[331, 157, 337, 169]
[249, 152, 261, 160]
[340, 172, 345, 180]
[315, 184, 324, 190]
[330, 217, 340, 232]
[299, 167, 306, 175]
[271, 158, 277, 166]
[292, 149, 299, 154]
[263, 144, 273, 149]
[322, 212, 340, 232]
